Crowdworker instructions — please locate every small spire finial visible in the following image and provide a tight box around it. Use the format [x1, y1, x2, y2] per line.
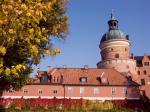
[111, 9, 115, 20]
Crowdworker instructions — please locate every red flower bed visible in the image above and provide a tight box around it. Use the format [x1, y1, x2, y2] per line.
[112, 100, 144, 109]
[0, 98, 145, 110]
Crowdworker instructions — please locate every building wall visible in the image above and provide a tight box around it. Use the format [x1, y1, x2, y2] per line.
[1, 85, 64, 99]
[98, 59, 137, 74]
[98, 40, 137, 74]
[100, 40, 130, 60]
[0, 85, 140, 101]
[65, 86, 140, 100]
[135, 55, 150, 98]
[100, 46, 130, 60]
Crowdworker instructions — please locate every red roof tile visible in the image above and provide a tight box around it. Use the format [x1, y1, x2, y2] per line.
[54, 68, 136, 86]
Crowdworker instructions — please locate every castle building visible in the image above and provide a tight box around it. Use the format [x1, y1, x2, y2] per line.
[1, 14, 150, 101]
[134, 55, 150, 98]
[97, 13, 150, 99]
[97, 13, 137, 74]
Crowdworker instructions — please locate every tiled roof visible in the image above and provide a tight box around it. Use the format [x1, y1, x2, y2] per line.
[134, 55, 150, 67]
[120, 72, 140, 86]
[55, 68, 138, 86]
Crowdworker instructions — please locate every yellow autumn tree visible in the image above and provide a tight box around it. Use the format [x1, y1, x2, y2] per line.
[0, 0, 68, 89]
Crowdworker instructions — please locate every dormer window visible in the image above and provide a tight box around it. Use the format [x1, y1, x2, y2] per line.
[144, 62, 149, 66]
[80, 77, 87, 83]
[8, 89, 14, 93]
[53, 77, 56, 82]
[101, 78, 107, 83]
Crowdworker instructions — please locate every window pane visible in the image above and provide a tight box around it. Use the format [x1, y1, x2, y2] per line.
[123, 88, 128, 94]
[94, 88, 99, 94]
[141, 79, 145, 85]
[144, 62, 149, 66]
[80, 87, 85, 94]
[144, 70, 147, 75]
[53, 90, 58, 94]
[101, 78, 107, 83]
[80, 77, 87, 83]
[38, 90, 43, 94]
[112, 88, 116, 94]
[68, 87, 73, 94]
[23, 89, 28, 94]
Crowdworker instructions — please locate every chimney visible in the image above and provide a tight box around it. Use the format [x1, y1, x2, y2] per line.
[84, 65, 88, 69]
[47, 66, 52, 73]
[37, 70, 42, 78]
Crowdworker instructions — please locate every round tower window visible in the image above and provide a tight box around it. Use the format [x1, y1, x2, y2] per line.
[115, 54, 119, 58]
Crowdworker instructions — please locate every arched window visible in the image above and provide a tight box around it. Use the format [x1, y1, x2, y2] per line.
[53, 77, 56, 82]
[144, 70, 147, 75]
[137, 71, 140, 75]
[115, 54, 119, 58]
[114, 22, 116, 26]
[57, 77, 59, 82]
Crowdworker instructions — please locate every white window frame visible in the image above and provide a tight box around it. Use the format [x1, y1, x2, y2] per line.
[111, 88, 116, 94]
[101, 78, 107, 83]
[68, 87, 73, 94]
[23, 88, 28, 94]
[53, 90, 58, 94]
[93, 88, 99, 94]
[8, 89, 14, 93]
[38, 89, 43, 94]
[80, 87, 85, 94]
[123, 88, 128, 95]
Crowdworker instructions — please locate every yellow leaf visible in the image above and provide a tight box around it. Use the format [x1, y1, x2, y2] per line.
[0, 68, 3, 74]
[54, 48, 61, 53]
[26, 12, 31, 17]
[35, 10, 40, 16]
[5, 68, 11, 76]
[29, 28, 34, 33]
[47, 2, 52, 9]
[21, 4, 27, 10]
[8, 29, 14, 34]
[30, 45, 39, 54]
[45, 50, 50, 54]
[0, 47, 6, 56]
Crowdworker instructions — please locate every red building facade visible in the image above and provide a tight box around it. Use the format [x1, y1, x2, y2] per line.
[1, 68, 140, 101]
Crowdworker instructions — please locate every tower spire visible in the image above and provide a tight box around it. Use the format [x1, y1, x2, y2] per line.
[111, 9, 115, 20]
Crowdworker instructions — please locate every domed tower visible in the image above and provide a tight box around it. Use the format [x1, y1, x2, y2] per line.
[97, 13, 137, 74]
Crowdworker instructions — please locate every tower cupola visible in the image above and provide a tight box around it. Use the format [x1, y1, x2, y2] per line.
[108, 13, 118, 30]
[100, 13, 129, 44]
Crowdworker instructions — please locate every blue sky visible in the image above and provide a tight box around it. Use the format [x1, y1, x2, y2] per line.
[32, 0, 150, 76]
